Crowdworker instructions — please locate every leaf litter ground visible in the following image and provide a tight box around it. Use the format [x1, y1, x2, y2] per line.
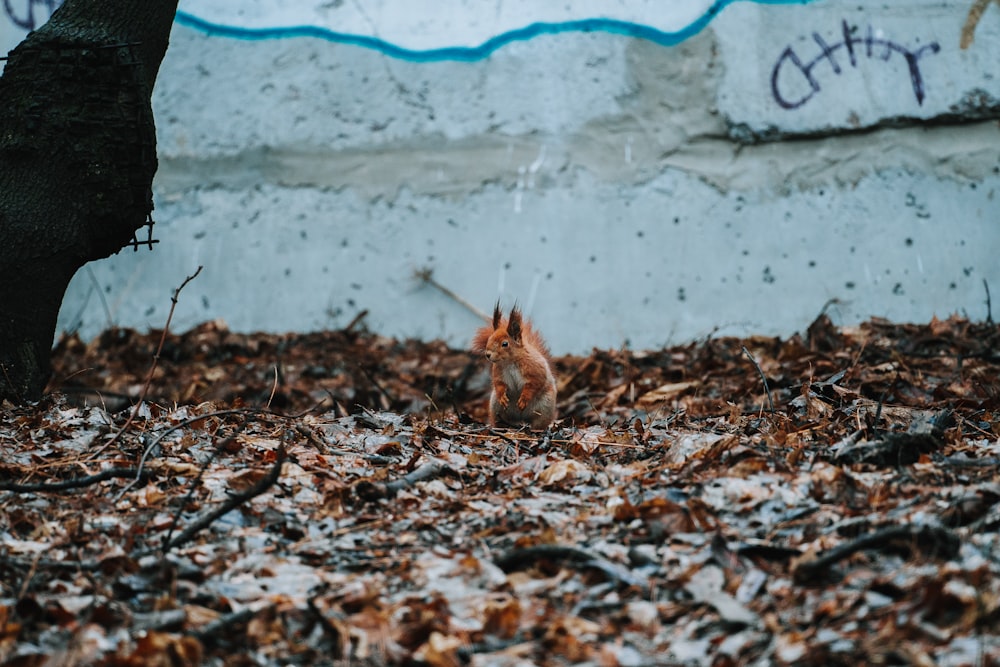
[2, 313, 1000, 666]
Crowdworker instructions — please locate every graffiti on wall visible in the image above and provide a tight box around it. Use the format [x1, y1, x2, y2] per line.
[3, 0, 988, 59]
[3, 1, 813, 63]
[3, 0, 58, 30]
[770, 20, 941, 110]
[173, 0, 815, 62]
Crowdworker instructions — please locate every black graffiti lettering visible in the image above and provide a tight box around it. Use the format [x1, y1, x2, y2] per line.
[3, 0, 33, 30]
[842, 20, 856, 67]
[902, 42, 940, 105]
[771, 19, 941, 110]
[770, 47, 817, 109]
[811, 31, 841, 75]
[3, 0, 60, 31]
[865, 25, 889, 61]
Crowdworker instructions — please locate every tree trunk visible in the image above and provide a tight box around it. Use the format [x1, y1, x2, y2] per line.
[0, 0, 178, 402]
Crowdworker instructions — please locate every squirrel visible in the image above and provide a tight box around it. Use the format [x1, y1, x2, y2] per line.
[471, 303, 557, 430]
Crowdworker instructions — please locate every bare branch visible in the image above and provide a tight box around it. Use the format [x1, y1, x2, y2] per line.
[157, 447, 286, 556]
[89, 265, 203, 459]
[0, 466, 144, 493]
[741, 345, 775, 416]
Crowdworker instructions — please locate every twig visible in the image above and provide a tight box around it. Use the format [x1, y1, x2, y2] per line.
[155, 447, 286, 556]
[294, 423, 328, 451]
[0, 466, 145, 493]
[741, 346, 775, 416]
[354, 460, 450, 501]
[266, 364, 279, 409]
[792, 523, 960, 582]
[307, 596, 345, 655]
[120, 403, 329, 499]
[343, 309, 369, 333]
[872, 381, 891, 436]
[2, 554, 98, 573]
[89, 266, 203, 459]
[414, 266, 490, 321]
[833, 409, 950, 466]
[0, 364, 23, 404]
[188, 607, 260, 646]
[117, 408, 253, 500]
[85, 265, 115, 330]
[985, 278, 993, 324]
[131, 609, 187, 634]
[160, 419, 250, 550]
[493, 544, 649, 593]
[385, 461, 448, 495]
[16, 551, 42, 599]
[356, 363, 396, 405]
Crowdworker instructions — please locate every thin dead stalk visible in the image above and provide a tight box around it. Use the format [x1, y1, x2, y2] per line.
[160, 418, 251, 550]
[414, 266, 490, 322]
[119, 402, 329, 500]
[89, 266, 203, 459]
[117, 408, 253, 500]
[157, 447, 286, 556]
[266, 364, 279, 409]
[985, 278, 993, 324]
[741, 345, 775, 416]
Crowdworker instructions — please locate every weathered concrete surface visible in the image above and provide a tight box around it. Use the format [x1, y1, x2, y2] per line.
[71, 167, 995, 354]
[16, 0, 997, 352]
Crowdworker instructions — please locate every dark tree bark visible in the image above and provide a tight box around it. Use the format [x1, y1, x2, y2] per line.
[0, 0, 179, 402]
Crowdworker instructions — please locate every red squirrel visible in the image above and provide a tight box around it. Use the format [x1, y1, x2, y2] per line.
[471, 303, 557, 429]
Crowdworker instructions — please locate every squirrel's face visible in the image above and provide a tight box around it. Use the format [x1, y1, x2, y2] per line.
[482, 305, 524, 364]
[484, 331, 513, 363]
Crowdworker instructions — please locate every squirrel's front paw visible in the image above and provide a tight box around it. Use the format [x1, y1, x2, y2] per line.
[517, 395, 529, 410]
[497, 391, 509, 408]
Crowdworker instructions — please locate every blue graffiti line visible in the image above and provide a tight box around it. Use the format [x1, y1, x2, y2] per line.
[174, 0, 812, 61]
[771, 19, 941, 109]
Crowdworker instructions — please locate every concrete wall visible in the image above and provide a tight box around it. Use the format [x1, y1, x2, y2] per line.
[4, 0, 998, 353]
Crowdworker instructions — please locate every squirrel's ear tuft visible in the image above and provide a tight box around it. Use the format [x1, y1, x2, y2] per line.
[492, 301, 502, 330]
[508, 306, 523, 342]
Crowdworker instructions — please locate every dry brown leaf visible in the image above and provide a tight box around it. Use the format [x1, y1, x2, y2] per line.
[538, 459, 593, 487]
[122, 632, 203, 667]
[637, 381, 700, 407]
[482, 595, 522, 639]
[414, 631, 463, 667]
[544, 616, 599, 662]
